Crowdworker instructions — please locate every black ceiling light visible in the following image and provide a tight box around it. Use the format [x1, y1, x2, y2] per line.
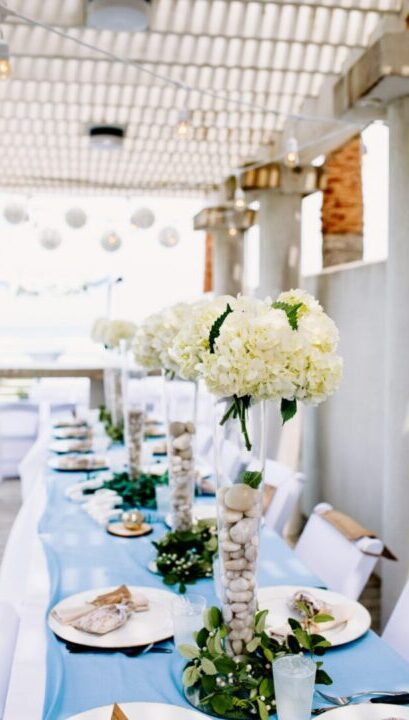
[86, 0, 151, 32]
[89, 125, 126, 149]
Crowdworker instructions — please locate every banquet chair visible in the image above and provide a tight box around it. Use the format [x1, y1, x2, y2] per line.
[0, 403, 39, 480]
[383, 578, 409, 661]
[263, 459, 307, 537]
[0, 602, 19, 719]
[18, 429, 49, 502]
[294, 502, 383, 599]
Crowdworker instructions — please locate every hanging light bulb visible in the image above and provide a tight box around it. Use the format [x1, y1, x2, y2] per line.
[233, 185, 246, 211]
[0, 32, 11, 81]
[100, 231, 121, 252]
[175, 109, 191, 139]
[158, 226, 179, 247]
[228, 224, 238, 238]
[285, 136, 300, 168]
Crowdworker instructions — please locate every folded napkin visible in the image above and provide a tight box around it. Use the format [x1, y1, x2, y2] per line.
[268, 590, 353, 639]
[321, 509, 397, 560]
[111, 704, 129, 720]
[52, 586, 149, 636]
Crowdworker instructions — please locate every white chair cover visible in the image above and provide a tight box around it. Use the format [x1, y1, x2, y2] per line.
[295, 502, 383, 599]
[0, 403, 39, 479]
[383, 578, 409, 661]
[0, 602, 19, 719]
[18, 430, 49, 502]
[264, 459, 306, 537]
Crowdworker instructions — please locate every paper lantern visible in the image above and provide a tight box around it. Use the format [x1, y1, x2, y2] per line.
[158, 226, 179, 248]
[39, 228, 62, 250]
[130, 207, 155, 229]
[4, 202, 27, 224]
[100, 231, 122, 252]
[66, 207, 87, 229]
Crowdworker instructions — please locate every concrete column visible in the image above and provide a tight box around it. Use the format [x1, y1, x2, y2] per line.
[382, 96, 409, 622]
[212, 229, 245, 296]
[256, 190, 301, 300]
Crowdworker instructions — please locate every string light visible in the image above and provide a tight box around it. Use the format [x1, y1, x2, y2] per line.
[228, 224, 238, 238]
[100, 231, 121, 252]
[0, 30, 11, 80]
[285, 137, 300, 169]
[233, 184, 246, 211]
[176, 109, 191, 139]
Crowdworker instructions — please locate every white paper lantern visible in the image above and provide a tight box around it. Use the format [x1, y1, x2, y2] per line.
[39, 228, 62, 250]
[65, 207, 87, 229]
[158, 226, 179, 248]
[4, 202, 27, 224]
[100, 231, 121, 252]
[130, 207, 155, 229]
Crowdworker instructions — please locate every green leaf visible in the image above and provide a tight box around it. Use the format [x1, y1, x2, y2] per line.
[272, 301, 303, 330]
[196, 627, 209, 649]
[177, 644, 200, 660]
[257, 698, 269, 720]
[182, 665, 201, 688]
[209, 303, 233, 353]
[316, 668, 333, 686]
[263, 647, 274, 662]
[210, 694, 234, 715]
[208, 606, 222, 629]
[255, 609, 269, 634]
[246, 637, 260, 653]
[293, 627, 312, 651]
[313, 613, 335, 623]
[202, 675, 217, 693]
[201, 657, 218, 675]
[259, 677, 274, 699]
[241, 470, 263, 489]
[281, 398, 297, 424]
[214, 656, 236, 674]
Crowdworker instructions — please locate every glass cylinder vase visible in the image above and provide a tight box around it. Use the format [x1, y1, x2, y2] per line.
[103, 358, 123, 429]
[214, 398, 266, 657]
[164, 374, 198, 531]
[121, 347, 146, 481]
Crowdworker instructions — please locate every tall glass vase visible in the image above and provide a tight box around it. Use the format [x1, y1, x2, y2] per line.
[103, 351, 123, 429]
[121, 343, 146, 481]
[164, 374, 198, 531]
[214, 399, 266, 657]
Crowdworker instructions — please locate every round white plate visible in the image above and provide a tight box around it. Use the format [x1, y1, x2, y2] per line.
[317, 704, 409, 719]
[53, 428, 92, 440]
[49, 586, 175, 648]
[257, 585, 371, 647]
[165, 503, 216, 529]
[66, 701, 209, 720]
[50, 441, 93, 455]
[48, 457, 108, 473]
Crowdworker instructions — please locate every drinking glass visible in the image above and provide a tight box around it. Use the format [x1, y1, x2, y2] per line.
[172, 593, 206, 650]
[155, 484, 171, 516]
[273, 655, 316, 720]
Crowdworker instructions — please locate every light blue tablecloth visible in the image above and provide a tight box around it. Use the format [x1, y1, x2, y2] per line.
[39, 469, 409, 719]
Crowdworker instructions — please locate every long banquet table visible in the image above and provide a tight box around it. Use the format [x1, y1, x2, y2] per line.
[3, 444, 409, 719]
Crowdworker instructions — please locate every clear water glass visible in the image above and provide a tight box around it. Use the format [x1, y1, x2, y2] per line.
[172, 593, 206, 651]
[273, 654, 316, 720]
[155, 484, 171, 516]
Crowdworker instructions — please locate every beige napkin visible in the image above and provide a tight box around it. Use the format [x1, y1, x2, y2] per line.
[269, 602, 353, 639]
[321, 509, 397, 560]
[111, 704, 129, 720]
[52, 586, 149, 626]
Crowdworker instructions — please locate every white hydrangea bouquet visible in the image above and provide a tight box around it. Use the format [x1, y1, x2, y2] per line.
[170, 289, 342, 450]
[91, 317, 136, 349]
[133, 302, 192, 376]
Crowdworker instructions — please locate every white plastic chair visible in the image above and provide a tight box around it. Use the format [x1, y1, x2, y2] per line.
[0, 403, 39, 479]
[383, 579, 409, 661]
[0, 602, 19, 718]
[263, 459, 306, 537]
[294, 502, 383, 599]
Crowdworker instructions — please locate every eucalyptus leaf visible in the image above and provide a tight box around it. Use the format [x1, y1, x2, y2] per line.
[178, 644, 200, 660]
[201, 658, 218, 675]
[182, 665, 201, 688]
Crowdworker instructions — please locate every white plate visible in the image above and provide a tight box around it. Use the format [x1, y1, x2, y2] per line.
[48, 457, 108, 473]
[257, 585, 371, 647]
[165, 503, 216, 529]
[50, 441, 93, 455]
[49, 586, 174, 648]
[317, 704, 409, 719]
[66, 701, 209, 720]
[53, 428, 92, 440]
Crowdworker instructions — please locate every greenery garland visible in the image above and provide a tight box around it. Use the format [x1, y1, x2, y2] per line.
[153, 520, 218, 593]
[83, 470, 168, 510]
[98, 406, 124, 443]
[181, 606, 332, 720]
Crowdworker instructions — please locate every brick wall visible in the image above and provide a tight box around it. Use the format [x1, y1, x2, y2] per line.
[322, 135, 364, 267]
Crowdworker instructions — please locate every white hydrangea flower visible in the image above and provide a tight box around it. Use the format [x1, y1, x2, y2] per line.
[102, 319, 136, 349]
[169, 295, 236, 381]
[91, 317, 110, 344]
[133, 302, 192, 373]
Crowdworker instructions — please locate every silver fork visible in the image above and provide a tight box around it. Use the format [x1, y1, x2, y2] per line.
[316, 690, 409, 706]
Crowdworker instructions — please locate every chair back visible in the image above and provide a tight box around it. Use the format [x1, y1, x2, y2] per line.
[295, 502, 383, 599]
[264, 459, 306, 536]
[0, 403, 39, 438]
[383, 578, 409, 661]
[0, 601, 19, 718]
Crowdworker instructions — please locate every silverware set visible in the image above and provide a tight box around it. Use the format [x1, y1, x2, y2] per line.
[312, 689, 409, 715]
